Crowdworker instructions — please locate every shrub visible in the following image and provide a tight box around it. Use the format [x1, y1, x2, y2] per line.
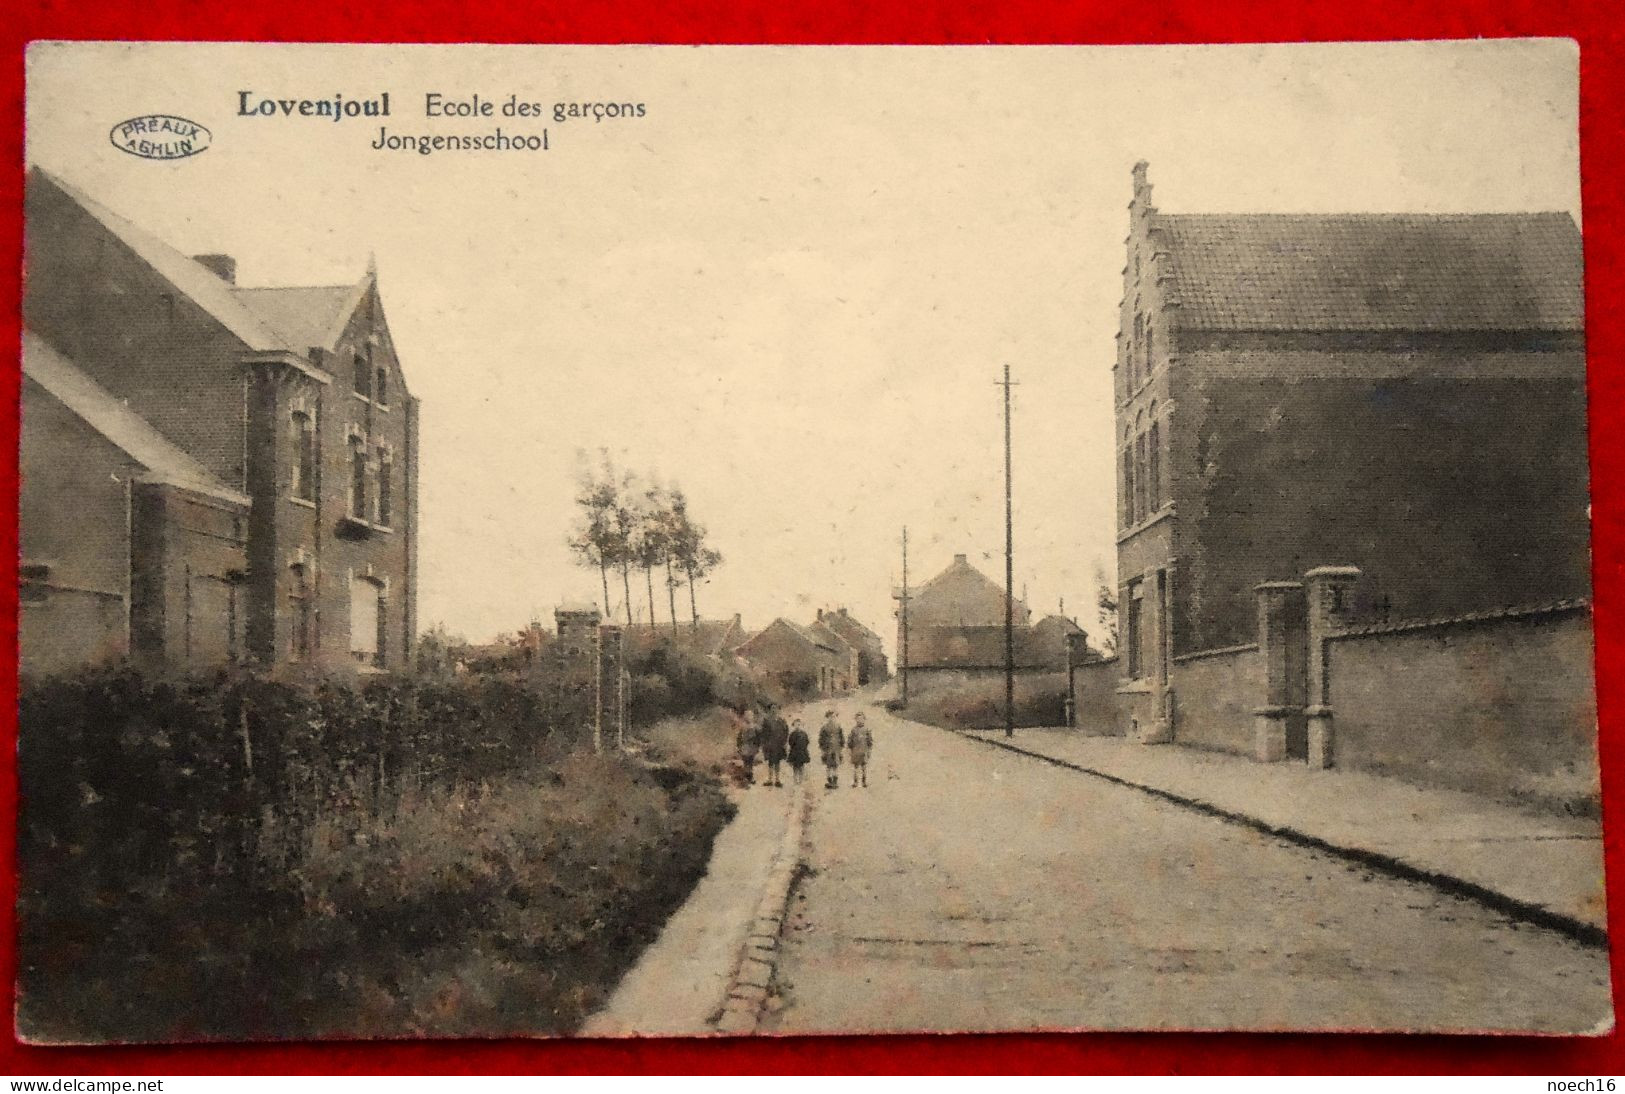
[900, 673, 1070, 731]
[16, 665, 733, 1041]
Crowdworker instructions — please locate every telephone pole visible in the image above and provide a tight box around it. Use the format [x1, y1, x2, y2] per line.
[899, 525, 911, 708]
[997, 364, 1018, 738]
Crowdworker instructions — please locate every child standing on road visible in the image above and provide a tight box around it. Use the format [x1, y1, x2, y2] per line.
[818, 710, 845, 790]
[736, 708, 761, 786]
[760, 704, 790, 788]
[848, 712, 873, 788]
[787, 719, 811, 785]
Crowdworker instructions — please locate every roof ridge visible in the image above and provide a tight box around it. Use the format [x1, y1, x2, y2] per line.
[31, 166, 296, 355]
[22, 330, 247, 505]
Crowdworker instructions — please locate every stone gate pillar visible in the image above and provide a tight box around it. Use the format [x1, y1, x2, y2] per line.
[1303, 565, 1361, 769]
[1252, 581, 1305, 763]
[599, 624, 626, 751]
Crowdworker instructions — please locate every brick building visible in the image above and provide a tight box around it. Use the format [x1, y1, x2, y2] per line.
[21, 167, 420, 676]
[815, 607, 889, 684]
[1111, 162, 1589, 756]
[897, 554, 1057, 682]
[736, 618, 857, 696]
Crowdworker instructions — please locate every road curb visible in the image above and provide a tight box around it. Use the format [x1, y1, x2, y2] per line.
[712, 782, 809, 1035]
[948, 727, 1609, 951]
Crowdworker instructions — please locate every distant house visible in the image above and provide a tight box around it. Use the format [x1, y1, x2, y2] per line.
[736, 618, 855, 697]
[1029, 614, 1085, 673]
[21, 167, 420, 676]
[622, 614, 747, 661]
[816, 607, 889, 684]
[897, 554, 1052, 679]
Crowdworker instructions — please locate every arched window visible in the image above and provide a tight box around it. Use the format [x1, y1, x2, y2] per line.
[289, 410, 315, 502]
[376, 445, 393, 528]
[1134, 413, 1148, 525]
[1121, 427, 1135, 527]
[349, 434, 368, 520]
[1145, 320, 1156, 375]
[374, 364, 389, 408]
[1131, 313, 1145, 387]
[1148, 416, 1162, 514]
[353, 351, 370, 398]
[350, 574, 385, 667]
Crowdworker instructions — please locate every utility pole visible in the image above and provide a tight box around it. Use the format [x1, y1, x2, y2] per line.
[900, 525, 911, 708]
[997, 364, 1018, 738]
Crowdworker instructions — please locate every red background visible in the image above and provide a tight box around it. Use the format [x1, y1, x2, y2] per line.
[1, 0, 1622, 1075]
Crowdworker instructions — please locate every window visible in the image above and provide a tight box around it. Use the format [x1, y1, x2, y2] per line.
[290, 410, 315, 501]
[350, 575, 384, 667]
[1121, 444, 1134, 527]
[1133, 413, 1148, 525]
[1126, 581, 1144, 678]
[374, 365, 389, 408]
[288, 564, 312, 661]
[1147, 409, 1161, 514]
[350, 435, 368, 520]
[376, 446, 393, 528]
[1145, 321, 1155, 374]
[1132, 313, 1145, 387]
[353, 351, 370, 399]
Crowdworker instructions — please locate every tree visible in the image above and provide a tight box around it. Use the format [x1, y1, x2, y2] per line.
[416, 621, 466, 678]
[634, 478, 673, 630]
[566, 449, 622, 617]
[666, 488, 722, 628]
[606, 466, 641, 627]
[1094, 562, 1119, 656]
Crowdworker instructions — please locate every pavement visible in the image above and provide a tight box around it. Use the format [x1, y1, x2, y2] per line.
[959, 725, 1608, 936]
[579, 761, 803, 1036]
[764, 695, 1613, 1034]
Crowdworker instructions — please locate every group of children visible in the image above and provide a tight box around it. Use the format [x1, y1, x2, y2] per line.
[734, 704, 874, 790]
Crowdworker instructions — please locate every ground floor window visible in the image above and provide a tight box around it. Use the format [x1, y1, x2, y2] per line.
[350, 575, 386, 667]
[1126, 579, 1144, 678]
[289, 565, 311, 661]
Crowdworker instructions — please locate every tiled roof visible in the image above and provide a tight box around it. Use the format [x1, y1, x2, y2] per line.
[782, 618, 842, 653]
[232, 282, 367, 353]
[915, 555, 1031, 620]
[624, 617, 745, 656]
[23, 331, 248, 505]
[35, 168, 295, 354]
[806, 619, 856, 655]
[1154, 212, 1583, 332]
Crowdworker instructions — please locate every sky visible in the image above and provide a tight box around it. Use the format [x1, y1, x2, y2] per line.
[24, 40, 1581, 650]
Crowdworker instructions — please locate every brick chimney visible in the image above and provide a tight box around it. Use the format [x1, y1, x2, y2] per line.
[954, 553, 968, 565]
[193, 254, 237, 283]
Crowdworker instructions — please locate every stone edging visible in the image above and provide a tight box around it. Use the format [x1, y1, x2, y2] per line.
[711, 783, 809, 1034]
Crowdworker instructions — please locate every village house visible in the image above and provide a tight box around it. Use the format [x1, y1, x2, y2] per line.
[815, 607, 890, 684]
[735, 617, 857, 697]
[622, 614, 748, 662]
[1096, 162, 1594, 805]
[20, 167, 420, 676]
[896, 554, 1058, 688]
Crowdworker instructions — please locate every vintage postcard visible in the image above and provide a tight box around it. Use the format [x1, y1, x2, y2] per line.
[15, 39, 1608, 1041]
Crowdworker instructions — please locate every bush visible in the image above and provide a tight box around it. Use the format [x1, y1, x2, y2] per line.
[901, 673, 1070, 731]
[16, 665, 733, 1041]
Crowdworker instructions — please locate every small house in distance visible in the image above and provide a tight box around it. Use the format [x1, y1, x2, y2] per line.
[816, 607, 890, 684]
[736, 617, 857, 697]
[622, 615, 748, 662]
[896, 553, 1058, 688]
